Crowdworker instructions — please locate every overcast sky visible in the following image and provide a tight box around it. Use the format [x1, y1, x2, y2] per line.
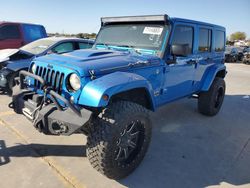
[1, 0, 250, 38]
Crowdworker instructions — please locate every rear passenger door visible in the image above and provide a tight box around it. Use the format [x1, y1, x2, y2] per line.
[161, 23, 197, 103]
[194, 28, 225, 91]
[193, 26, 213, 91]
[0, 24, 23, 49]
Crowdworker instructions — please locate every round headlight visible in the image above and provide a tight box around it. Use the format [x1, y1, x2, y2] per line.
[31, 64, 37, 73]
[69, 73, 81, 91]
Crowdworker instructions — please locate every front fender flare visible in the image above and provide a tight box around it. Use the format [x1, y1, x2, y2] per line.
[6, 60, 30, 72]
[78, 72, 156, 109]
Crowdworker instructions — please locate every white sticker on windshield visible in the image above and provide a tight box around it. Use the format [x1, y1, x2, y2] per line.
[143, 27, 163, 35]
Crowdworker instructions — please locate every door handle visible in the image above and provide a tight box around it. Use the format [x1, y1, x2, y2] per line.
[187, 59, 197, 65]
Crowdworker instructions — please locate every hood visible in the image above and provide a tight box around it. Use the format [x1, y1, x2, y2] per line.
[34, 49, 162, 76]
[0, 49, 19, 63]
[0, 49, 34, 68]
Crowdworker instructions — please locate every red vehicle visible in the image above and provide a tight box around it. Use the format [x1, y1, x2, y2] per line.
[0, 22, 47, 49]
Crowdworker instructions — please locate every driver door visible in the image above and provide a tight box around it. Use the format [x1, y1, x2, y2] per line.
[161, 23, 197, 103]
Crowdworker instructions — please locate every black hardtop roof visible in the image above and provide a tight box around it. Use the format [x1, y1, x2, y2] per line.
[101, 14, 225, 30]
[171, 17, 225, 30]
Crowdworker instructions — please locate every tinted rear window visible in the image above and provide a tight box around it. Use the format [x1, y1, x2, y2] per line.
[199, 28, 212, 52]
[0, 24, 21, 39]
[79, 42, 93, 49]
[215, 30, 225, 52]
[172, 25, 193, 54]
[22, 25, 46, 42]
[52, 42, 74, 54]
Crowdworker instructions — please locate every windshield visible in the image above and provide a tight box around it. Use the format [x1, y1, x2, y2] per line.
[20, 39, 57, 55]
[95, 24, 169, 55]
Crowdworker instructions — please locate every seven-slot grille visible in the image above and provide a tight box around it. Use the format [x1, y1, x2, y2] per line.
[34, 66, 65, 94]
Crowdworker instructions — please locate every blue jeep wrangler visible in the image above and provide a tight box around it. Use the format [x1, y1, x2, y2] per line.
[12, 15, 226, 179]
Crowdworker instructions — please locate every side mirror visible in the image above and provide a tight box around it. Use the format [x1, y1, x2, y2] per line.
[171, 44, 189, 57]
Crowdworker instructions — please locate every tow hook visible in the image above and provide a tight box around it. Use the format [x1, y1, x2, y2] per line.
[51, 121, 68, 134]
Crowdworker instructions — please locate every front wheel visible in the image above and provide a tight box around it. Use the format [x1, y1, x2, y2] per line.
[198, 77, 226, 116]
[86, 101, 152, 179]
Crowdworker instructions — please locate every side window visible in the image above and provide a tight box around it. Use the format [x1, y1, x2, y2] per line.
[23, 25, 45, 42]
[79, 42, 92, 49]
[52, 42, 74, 54]
[199, 28, 211, 52]
[214, 30, 225, 52]
[172, 25, 193, 54]
[0, 25, 21, 39]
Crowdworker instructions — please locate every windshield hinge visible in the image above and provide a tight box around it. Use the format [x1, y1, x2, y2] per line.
[89, 70, 96, 80]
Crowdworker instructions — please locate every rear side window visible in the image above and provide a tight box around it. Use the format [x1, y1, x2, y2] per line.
[0, 25, 21, 39]
[53, 42, 74, 54]
[199, 28, 212, 52]
[23, 25, 46, 42]
[214, 31, 225, 52]
[79, 42, 92, 49]
[172, 25, 193, 54]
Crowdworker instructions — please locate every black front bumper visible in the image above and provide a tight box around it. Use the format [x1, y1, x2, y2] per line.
[12, 70, 92, 136]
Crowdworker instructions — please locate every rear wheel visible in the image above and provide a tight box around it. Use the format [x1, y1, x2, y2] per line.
[86, 101, 152, 179]
[234, 56, 237, 62]
[198, 77, 225, 116]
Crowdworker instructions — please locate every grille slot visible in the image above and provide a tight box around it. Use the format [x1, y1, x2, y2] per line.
[34, 66, 64, 94]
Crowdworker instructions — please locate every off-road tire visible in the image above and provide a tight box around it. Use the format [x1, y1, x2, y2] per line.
[198, 77, 225, 116]
[86, 101, 152, 179]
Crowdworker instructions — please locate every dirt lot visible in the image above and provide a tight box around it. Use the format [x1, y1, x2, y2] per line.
[0, 63, 250, 188]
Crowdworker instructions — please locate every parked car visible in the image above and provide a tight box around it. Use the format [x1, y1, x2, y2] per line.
[243, 52, 250, 64]
[243, 47, 250, 54]
[0, 37, 94, 94]
[225, 46, 239, 62]
[12, 15, 226, 179]
[236, 47, 244, 61]
[0, 22, 47, 49]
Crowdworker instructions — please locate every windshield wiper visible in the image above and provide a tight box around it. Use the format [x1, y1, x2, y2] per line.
[95, 43, 110, 49]
[113, 44, 134, 48]
[110, 45, 141, 54]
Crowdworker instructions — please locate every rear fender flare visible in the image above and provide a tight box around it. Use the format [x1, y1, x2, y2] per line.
[201, 65, 226, 91]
